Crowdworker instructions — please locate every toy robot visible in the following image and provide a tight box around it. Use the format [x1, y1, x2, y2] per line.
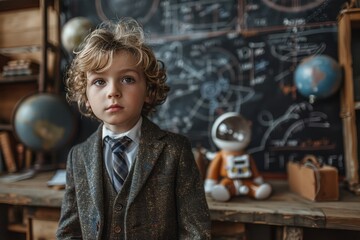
[204, 112, 272, 202]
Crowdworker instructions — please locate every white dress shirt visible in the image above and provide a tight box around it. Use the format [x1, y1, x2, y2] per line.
[102, 117, 142, 185]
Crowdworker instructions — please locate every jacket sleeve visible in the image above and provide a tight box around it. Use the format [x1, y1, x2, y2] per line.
[176, 137, 212, 240]
[56, 147, 83, 240]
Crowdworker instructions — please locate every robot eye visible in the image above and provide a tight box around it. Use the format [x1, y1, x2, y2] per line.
[233, 132, 245, 141]
[218, 123, 233, 136]
[218, 123, 227, 135]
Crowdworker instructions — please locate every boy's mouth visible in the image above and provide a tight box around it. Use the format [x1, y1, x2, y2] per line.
[106, 104, 123, 111]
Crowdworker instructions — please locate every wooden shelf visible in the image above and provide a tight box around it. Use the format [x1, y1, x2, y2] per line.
[0, 44, 56, 56]
[0, 45, 41, 55]
[7, 223, 27, 234]
[0, 0, 55, 12]
[0, 124, 12, 131]
[0, 0, 39, 12]
[0, 75, 38, 84]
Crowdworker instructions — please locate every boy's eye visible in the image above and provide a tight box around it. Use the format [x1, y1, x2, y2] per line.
[94, 79, 105, 86]
[122, 77, 135, 84]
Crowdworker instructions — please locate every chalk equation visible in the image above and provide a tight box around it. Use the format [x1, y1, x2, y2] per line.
[241, 0, 348, 31]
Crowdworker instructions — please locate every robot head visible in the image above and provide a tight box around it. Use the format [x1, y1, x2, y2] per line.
[211, 112, 251, 152]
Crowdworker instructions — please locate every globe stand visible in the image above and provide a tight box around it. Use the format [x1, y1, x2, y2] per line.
[308, 95, 316, 104]
[33, 151, 58, 172]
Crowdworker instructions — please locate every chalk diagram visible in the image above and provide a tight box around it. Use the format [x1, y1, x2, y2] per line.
[242, 0, 348, 30]
[262, 0, 325, 13]
[243, 27, 344, 172]
[64, 0, 345, 173]
[160, 0, 238, 34]
[96, 0, 237, 35]
[268, 27, 335, 99]
[249, 102, 332, 154]
[95, 0, 160, 23]
[269, 28, 328, 63]
[248, 101, 344, 172]
[150, 30, 343, 173]
[151, 40, 255, 143]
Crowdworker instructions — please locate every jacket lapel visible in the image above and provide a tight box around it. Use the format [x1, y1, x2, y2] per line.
[83, 126, 105, 220]
[128, 117, 166, 204]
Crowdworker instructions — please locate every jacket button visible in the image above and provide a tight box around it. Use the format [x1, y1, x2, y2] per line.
[116, 204, 123, 212]
[114, 226, 122, 233]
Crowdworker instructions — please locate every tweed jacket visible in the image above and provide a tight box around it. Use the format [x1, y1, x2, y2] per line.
[56, 117, 211, 240]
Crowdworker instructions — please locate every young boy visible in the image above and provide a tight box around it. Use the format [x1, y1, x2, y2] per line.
[56, 18, 211, 239]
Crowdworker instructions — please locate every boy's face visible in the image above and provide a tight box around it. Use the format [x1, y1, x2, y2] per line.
[86, 50, 149, 133]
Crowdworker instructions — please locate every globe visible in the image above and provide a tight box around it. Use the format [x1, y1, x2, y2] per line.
[294, 55, 342, 103]
[61, 17, 93, 53]
[12, 93, 76, 152]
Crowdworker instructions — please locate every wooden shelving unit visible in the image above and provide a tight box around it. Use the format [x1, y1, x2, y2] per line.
[0, 0, 42, 11]
[338, 8, 360, 195]
[0, 0, 61, 130]
[0, 1, 61, 239]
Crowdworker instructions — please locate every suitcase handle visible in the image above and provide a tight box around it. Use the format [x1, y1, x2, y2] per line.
[301, 154, 322, 197]
[301, 154, 323, 168]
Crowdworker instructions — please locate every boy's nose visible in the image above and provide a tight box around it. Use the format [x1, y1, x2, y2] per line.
[108, 83, 121, 98]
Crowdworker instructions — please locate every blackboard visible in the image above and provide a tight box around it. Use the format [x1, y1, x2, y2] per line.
[64, 0, 349, 176]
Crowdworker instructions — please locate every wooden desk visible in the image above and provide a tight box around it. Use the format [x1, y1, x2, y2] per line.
[0, 172, 360, 240]
[0, 171, 64, 207]
[0, 171, 64, 240]
[208, 180, 360, 239]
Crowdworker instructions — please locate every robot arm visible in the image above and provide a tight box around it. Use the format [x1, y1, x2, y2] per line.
[204, 152, 223, 193]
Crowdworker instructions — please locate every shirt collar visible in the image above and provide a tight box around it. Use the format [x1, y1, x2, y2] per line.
[102, 117, 142, 145]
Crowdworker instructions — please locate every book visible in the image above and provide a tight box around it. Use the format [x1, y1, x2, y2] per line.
[25, 148, 33, 169]
[15, 143, 25, 170]
[0, 131, 17, 173]
[1, 59, 39, 77]
[0, 148, 4, 174]
[47, 169, 66, 190]
[0, 169, 35, 183]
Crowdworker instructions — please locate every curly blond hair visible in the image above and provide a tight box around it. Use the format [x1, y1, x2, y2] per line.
[65, 17, 169, 119]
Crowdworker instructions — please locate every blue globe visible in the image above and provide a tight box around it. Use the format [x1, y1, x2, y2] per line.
[294, 55, 342, 102]
[12, 93, 76, 152]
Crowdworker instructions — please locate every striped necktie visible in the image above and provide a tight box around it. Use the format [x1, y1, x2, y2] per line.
[104, 136, 132, 191]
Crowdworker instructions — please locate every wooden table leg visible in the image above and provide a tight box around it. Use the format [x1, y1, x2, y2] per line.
[0, 204, 8, 236]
